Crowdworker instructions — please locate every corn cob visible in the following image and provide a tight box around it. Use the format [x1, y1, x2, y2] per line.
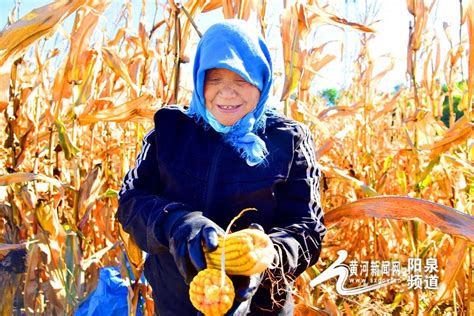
[205, 228, 275, 276]
[190, 228, 274, 314]
[189, 268, 235, 315]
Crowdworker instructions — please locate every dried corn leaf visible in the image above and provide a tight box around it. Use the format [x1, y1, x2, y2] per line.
[372, 91, 402, 121]
[78, 93, 155, 125]
[54, 118, 80, 160]
[372, 59, 395, 84]
[426, 116, 473, 157]
[322, 293, 340, 315]
[428, 238, 468, 309]
[325, 196, 474, 242]
[180, 1, 210, 56]
[81, 241, 119, 270]
[0, 241, 37, 253]
[0, 59, 13, 111]
[24, 242, 43, 314]
[294, 303, 328, 315]
[0, 0, 86, 66]
[119, 224, 145, 280]
[410, 3, 428, 51]
[315, 139, 335, 160]
[301, 53, 336, 94]
[54, 1, 109, 108]
[306, 4, 374, 33]
[317, 106, 357, 120]
[406, 0, 415, 16]
[238, 0, 258, 20]
[0, 172, 65, 195]
[202, 0, 222, 12]
[66, 1, 109, 83]
[280, 4, 305, 101]
[39, 264, 66, 314]
[325, 167, 379, 197]
[77, 164, 103, 226]
[223, 0, 236, 18]
[465, 0, 474, 109]
[101, 47, 138, 94]
[35, 200, 66, 242]
[442, 154, 474, 176]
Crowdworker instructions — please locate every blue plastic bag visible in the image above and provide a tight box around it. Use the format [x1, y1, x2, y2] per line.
[74, 266, 131, 316]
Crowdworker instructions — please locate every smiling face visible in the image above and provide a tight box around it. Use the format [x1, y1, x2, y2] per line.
[204, 68, 261, 126]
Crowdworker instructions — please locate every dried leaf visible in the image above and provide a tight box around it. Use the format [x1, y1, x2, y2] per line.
[315, 139, 335, 160]
[54, 0, 110, 108]
[54, 118, 80, 160]
[35, 200, 66, 242]
[119, 224, 145, 280]
[317, 106, 357, 120]
[223, 0, 236, 18]
[325, 167, 379, 197]
[0, 242, 30, 252]
[39, 264, 66, 314]
[0, 59, 13, 111]
[280, 5, 302, 101]
[0, 172, 65, 195]
[465, 0, 474, 108]
[322, 293, 340, 315]
[325, 196, 474, 242]
[78, 93, 156, 125]
[81, 241, 119, 270]
[77, 164, 103, 227]
[202, 0, 222, 12]
[101, 47, 138, 94]
[426, 117, 473, 158]
[406, 0, 415, 16]
[372, 91, 402, 121]
[24, 242, 43, 314]
[306, 4, 375, 33]
[239, 0, 258, 20]
[294, 303, 328, 315]
[0, 0, 87, 66]
[372, 59, 395, 84]
[428, 238, 468, 309]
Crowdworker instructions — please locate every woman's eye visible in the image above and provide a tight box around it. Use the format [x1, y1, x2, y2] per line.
[206, 78, 221, 84]
[235, 80, 248, 86]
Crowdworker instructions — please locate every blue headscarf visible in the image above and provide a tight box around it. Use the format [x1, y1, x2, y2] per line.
[186, 19, 273, 167]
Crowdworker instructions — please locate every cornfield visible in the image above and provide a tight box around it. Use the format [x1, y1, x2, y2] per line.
[0, 0, 472, 315]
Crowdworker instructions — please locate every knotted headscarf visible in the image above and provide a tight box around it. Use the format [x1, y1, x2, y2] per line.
[187, 19, 273, 166]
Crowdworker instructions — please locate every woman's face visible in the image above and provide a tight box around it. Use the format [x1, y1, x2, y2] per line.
[204, 68, 261, 126]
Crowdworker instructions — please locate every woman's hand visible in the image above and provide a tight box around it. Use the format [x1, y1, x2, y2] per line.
[163, 211, 225, 284]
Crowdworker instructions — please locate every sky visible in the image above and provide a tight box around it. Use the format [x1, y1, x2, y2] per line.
[0, 0, 469, 93]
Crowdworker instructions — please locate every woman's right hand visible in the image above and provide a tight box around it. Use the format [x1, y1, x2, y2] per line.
[163, 211, 225, 284]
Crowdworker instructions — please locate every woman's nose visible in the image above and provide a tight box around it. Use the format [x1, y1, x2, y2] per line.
[218, 84, 238, 98]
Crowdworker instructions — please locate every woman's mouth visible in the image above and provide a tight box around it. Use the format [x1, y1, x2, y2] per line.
[216, 104, 242, 112]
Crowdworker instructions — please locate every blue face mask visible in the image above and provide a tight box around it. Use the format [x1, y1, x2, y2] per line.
[187, 19, 273, 167]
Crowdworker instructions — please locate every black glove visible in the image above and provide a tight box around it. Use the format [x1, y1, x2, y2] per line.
[226, 273, 262, 315]
[163, 210, 225, 284]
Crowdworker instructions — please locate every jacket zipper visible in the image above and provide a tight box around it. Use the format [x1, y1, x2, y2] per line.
[204, 144, 223, 211]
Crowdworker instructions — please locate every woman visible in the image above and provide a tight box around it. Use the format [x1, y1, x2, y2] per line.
[117, 19, 326, 315]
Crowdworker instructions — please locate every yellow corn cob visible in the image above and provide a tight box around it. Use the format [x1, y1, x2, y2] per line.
[205, 228, 275, 276]
[189, 268, 235, 315]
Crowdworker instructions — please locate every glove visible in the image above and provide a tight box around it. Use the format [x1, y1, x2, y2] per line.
[163, 210, 225, 284]
[226, 273, 262, 315]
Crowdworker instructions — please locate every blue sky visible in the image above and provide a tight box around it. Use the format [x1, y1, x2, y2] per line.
[0, 0, 468, 93]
